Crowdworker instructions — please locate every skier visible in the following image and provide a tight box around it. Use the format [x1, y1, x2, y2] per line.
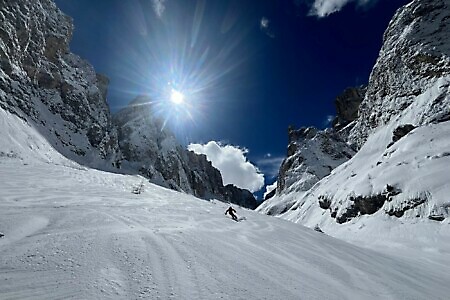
[225, 206, 238, 221]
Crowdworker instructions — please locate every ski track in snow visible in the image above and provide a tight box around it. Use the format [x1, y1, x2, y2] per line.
[0, 161, 449, 299]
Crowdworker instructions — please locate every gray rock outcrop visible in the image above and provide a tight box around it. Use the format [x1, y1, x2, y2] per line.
[277, 127, 354, 194]
[332, 86, 366, 131]
[0, 0, 120, 167]
[348, 0, 450, 148]
[223, 184, 258, 210]
[113, 96, 224, 198]
[257, 125, 355, 214]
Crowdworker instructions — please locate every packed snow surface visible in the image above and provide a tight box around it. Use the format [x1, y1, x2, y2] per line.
[1, 109, 449, 299]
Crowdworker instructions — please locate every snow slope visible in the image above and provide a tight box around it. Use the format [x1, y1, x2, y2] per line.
[258, 77, 450, 229]
[1, 109, 450, 299]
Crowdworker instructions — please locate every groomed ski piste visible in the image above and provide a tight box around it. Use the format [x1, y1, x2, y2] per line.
[1, 108, 449, 299]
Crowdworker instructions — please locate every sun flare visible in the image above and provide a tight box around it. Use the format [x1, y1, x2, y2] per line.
[170, 89, 185, 105]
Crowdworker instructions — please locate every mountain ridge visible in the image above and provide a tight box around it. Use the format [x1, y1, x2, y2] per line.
[258, 0, 450, 226]
[0, 0, 256, 208]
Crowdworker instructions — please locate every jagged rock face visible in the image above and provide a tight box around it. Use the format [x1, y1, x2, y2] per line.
[113, 96, 222, 197]
[332, 86, 366, 131]
[258, 126, 355, 215]
[277, 127, 355, 194]
[0, 0, 119, 166]
[223, 184, 258, 210]
[259, 0, 450, 225]
[349, 0, 450, 148]
[113, 96, 257, 208]
[0, 0, 257, 208]
[324, 0, 450, 223]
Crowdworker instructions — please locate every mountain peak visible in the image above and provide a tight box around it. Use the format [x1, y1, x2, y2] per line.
[258, 0, 450, 225]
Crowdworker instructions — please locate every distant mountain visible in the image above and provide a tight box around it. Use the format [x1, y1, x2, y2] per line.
[258, 0, 450, 226]
[258, 126, 355, 216]
[0, 0, 256, 209]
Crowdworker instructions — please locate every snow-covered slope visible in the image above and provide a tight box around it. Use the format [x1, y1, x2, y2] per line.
[0, 102, 81, 166]
[258, 0, 450, 228]
[1, 109, 449, 299]
[266, 119, 450, 224]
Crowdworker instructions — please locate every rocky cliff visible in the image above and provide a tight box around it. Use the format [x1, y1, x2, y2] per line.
[332, 85, 366, 132]
[0, 0, 120, 168]
[0, 0, 256, 208]
[258, 0, 450, 225]
[348, 0, 450, 148]
[257, 96, 357, 216]
[113, 96, 257, 208]
[113, 96, 222, 198]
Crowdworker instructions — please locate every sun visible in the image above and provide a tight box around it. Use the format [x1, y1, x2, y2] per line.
[170, 89, 185, 105]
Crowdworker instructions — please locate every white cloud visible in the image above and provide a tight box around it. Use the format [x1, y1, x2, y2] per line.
[188, 141, 265, 193]
[152, 0, 167, 18]
[263, 181, 278, 199]
[309, 0, 377, 17]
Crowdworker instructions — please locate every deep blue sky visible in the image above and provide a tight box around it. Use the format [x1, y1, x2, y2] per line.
[55, 0, 410, 193]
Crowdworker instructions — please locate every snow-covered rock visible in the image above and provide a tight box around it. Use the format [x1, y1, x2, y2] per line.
[258, 0, 450, 225]
[257, 126, 354, 215]
[0, 0, 120, 168]
[257, 83, 365, 215]
[286, 120, 450, 225]
[349, 0, 450, 147]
